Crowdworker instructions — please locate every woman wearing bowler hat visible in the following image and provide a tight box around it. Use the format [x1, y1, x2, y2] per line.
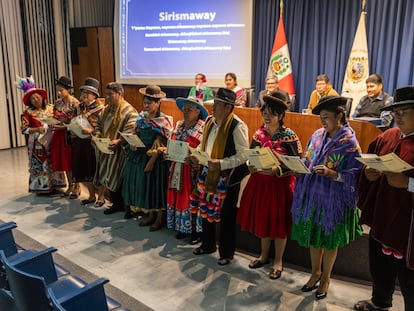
[291, 96, 363, 300]
[122, 85, 173, 231]
[237, 91, 302, 280]
[70, 77, 106, 206]
[50, 76, 80, 197]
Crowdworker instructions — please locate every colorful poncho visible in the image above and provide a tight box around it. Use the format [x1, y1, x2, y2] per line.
[291, 123, 362, 235]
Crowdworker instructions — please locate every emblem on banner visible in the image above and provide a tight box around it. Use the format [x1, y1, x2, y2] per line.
[346, 56, 368, 83]
[270, 53, 290, 76]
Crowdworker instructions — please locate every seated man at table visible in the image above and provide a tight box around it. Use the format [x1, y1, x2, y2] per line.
[306, 74, 339, 113]
[256, 75, 292, 110]
[352, 74, 394, 130]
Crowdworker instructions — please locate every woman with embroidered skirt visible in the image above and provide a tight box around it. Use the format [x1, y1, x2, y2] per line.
[50, 76, 79, 196]
[166, 97, 207, 243]
[122, 85, 173, 231]
[70, 77, 106, 206]
[290, 96, 363, 300]
[18, 76, 55, 193]
[237, 91, 302, 280]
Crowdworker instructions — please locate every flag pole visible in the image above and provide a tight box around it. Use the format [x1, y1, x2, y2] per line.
[280, 0, 283, 16]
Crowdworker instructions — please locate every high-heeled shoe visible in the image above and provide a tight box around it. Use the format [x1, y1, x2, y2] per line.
[301, 277, 321, 292]
[315, 281, 329, 300]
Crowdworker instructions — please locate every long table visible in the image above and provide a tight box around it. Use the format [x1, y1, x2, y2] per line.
[159, 99, 381, 153]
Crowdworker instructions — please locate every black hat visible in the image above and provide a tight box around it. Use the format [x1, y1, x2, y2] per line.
[214, 88, 236, 105]
[139, 85, 166, 98]
[80, 77, 100, 97]
[380, 86, 414, 111]
[312, 96, 348, 115]
[263, 91, 289, 111]
[55, 76, 73, 89]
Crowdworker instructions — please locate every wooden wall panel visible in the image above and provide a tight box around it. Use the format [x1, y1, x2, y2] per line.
[97, 27, 114, 92]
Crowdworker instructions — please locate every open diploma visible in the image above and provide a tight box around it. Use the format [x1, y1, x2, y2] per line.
[92, 136, 114, 154]
[167, 139, 189, 163]
[356, 152, 414, 173]
[244, 147, 280, 170]
[188, 146, 211, 167]
[119, 132, 145, 147]
[276, 154, 311, 174]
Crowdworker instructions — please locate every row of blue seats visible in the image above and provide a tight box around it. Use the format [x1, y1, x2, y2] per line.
[0, 221, 130, 311]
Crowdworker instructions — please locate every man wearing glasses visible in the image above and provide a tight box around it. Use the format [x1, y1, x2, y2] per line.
[256, 75, 292, 110]
[355, 86, 414, 311]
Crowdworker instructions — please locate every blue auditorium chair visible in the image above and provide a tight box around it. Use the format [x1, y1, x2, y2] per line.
[0, 250, 123, 311]
[0, 221, 69, 286]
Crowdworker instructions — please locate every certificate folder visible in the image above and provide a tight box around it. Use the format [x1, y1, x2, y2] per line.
[355, 152, 414, 173]
[244, 147, 280, 170]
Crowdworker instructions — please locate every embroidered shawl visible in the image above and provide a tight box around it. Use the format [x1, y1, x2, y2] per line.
[291, 123, 362, 234]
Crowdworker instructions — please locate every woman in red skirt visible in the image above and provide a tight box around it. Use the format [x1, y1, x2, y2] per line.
[237, 91, 302, 280]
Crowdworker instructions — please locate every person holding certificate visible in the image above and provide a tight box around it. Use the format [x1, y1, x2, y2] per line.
[17, 76, 55, 193]
[166, 97, 207, 243]
[70, 78, 106, 207]
[50, 76, 80, 196]
[291, 96, 363, 300]
[190, 88, 249, 266]
[355, 86, 414, 311]
[237, 91, 302, 280]
[94, 82, 138, 216]
[122, 85, 173, 231]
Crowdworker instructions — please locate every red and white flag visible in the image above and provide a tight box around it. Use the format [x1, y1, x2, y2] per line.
[267, 12, 295, 96]
[341, 10, 369, 116]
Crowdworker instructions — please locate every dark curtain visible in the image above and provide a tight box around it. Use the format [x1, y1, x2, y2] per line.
[253, 0, 414, 112]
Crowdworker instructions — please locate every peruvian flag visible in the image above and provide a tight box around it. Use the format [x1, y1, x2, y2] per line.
[266, 13, 295, 96]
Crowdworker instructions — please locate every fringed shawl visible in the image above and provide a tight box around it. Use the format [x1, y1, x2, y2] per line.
[291, 124, 362, 234]
[136, 111, 173, 140]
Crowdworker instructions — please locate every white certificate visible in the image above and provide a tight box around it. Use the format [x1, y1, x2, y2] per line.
[118, 131, 145, 147]
[166, 139, 189, 163]
[188, 146, 211, 167]
[40, 116, 61, 125]
[276, 154, 311, 174]
[244, 147, 280, 170]
[92, 136, 114, 154]
[67, 116, 92, 139]
[355, 152, 413, 173]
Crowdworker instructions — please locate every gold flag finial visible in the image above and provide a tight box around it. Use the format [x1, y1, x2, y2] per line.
[362, 0, 367, 12]
[280, 0, 284, 16]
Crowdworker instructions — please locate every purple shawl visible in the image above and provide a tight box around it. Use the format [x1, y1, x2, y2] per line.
[291, 124, 362, 234]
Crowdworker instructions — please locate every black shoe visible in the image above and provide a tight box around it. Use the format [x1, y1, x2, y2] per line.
[103, 205, 124, 215]
[248, 259, 270, 269]
[124, 210, 136, 219]
[315, 291, 327, 300]
[301, 278, 321, 292]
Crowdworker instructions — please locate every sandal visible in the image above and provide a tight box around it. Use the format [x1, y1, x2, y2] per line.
[94, 199, 105, 208]
[269, 268, 283, 280]
[217, 258, 232, 266]
[193, 246, 216, 255]
[69, 184, 80, 199]
[354, 300, 389, 311]
[248, 259, 270, 269]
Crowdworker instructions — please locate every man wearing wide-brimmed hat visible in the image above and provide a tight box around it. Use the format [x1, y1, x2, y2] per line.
[190, 87, 249, 266]
[94, 82, 138, 216]
[356, 86, 414, 311]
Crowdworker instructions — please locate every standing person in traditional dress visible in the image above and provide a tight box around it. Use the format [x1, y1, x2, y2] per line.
[122, 85, 173, 231]
[94, 82, 138, 216]
[50, 76, 79, 197]
[17, 76, 54, 193]
[166, 97, 207, 243]
[291, 96, 363, 300]
[70, 77, 106, 206]
[237, 91, 302, 280]
[190, 88, 249, 265]
[354, 86, 414, 311]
